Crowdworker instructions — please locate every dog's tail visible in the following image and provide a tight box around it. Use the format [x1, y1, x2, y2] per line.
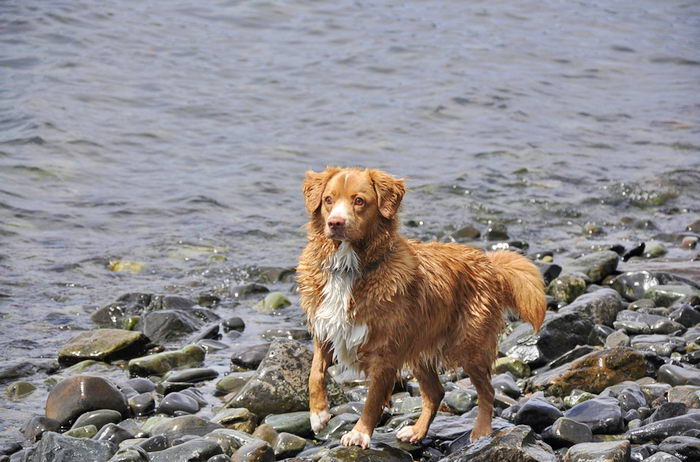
[487, 251, 547, 331]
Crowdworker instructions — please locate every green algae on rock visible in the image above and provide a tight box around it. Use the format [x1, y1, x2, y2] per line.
[58, 328, 149, 366]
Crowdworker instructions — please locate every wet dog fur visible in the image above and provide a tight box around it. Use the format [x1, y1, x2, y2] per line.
[297, 167, 546, 448]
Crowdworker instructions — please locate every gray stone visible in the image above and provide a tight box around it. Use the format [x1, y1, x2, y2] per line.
[21, 416, 60, 443]
[514, 398, 563, 432]
[646, 285, 700, 307]
[667, 385, 700, 408]
[64, 424, 98, 438]
[563, 440, 630, 462]
[605, 331, 630, 348]
[231, 440, 275, 462]
[558, 289, 623, 327]
[272, 432, 307, 458]
[71, 409, 122, 431]
[318, 445, 412, 462]
[203, 429, 260, 456]
[45, 376, 128, 426]
[315, 414, 358, 441]
[567, 251, 619, 283]
[444, 390, 477, 413]
[542, 417, 593, 447]
[658, 364, 700, 386]
[441, 425, 556, 462]
[564, 398, 623, 434]
[216, 371, 255, 395]
[94, 423, 133, 446]
[141, 310, 203, 343]
[647, 402, 688, 424]
[225, 339, 346, 417]
[149, 439, 223, 462]
[163, 368, 218, 384]
[147, 416, 224, 440]
[128, 393, 156, 417]
[25, 431, 116, 461]
[211, 408, 257, 433]
[260, 328, 310, 341]
[643, 452, 682, 462]
[658, 436, 700, 461]
[230, 344, 270, 370]
[262, 411, 312, 437]
[627, 412, 700, 443]
[157, 391, 200, 415]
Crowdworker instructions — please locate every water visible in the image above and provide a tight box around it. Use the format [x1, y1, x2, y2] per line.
[1, 0, 699, 439]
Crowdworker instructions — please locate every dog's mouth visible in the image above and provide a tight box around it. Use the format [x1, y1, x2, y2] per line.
[326, 227, 349, 241]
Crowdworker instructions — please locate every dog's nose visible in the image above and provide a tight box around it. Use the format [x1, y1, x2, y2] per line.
[327, 217, 345, 230]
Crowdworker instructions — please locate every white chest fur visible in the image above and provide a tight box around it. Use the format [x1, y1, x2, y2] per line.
[312, 242, 368, 370]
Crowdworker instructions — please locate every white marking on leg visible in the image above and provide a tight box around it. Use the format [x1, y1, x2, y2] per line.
[341, 429, 371, 449]
[310, 408, 332, 433]
[396, 425, 415, 442]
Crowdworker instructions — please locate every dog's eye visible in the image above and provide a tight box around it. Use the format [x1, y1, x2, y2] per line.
[324, 196, 333, 205]
[354, 197, 365, 206]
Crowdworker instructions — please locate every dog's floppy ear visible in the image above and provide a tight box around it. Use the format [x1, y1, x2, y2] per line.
[369, 169, 406, 219]
[302, 167, 341, 214]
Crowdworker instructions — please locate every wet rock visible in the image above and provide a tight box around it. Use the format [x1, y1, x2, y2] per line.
[203, 428, 259, 456]
[514, 398, 563, 432]
[207, 456, 231, 462]
[260, 328, 311, 341]
[24, 432, 116, 461]
[485, 223, 509, 241]
[658, 435, 700, 461]
[644, 453, 682, 462]
[63, 424, 98, 438]
[225, 339, 346, 417]
[254, 293, 291, 314]
[667, 385, 700, 408]
[91, 293, 153, 328]
[94, 423, 133, 446]
[142, 309, 207, 343]
[128, 392, 156, 416]
[315, 413, 359, 441]
[602, 383, 646, 413]
[629, 334, 678, 357]
[567, 251, 619, 283]
[564, 397, 624, 434]
[71, 409, 122, 431]
[318, 445, 412, 462]
[563, 391, 596, 409]
[613, 310, 685, 335]
[5, 381, 37, 399]
[128, 345, 205, 376]
[223, 317, 246, 332]
[216, 371, 255, 395]
[627, 413, 700, 443]
[558, 289, 623, 327]
[271, 432, 306, 458]
[542, 417, 593, 447]
[530, 347, 646, 396]
[232, 283, 269, 299]
[124, 378, 155, 394]
[547, 274, 588, 305]
[534, 261, 562, 286]
[163, 368, 218, 384]
[493, 357, 531, 379]
[149, 438, 223, 462]
[57, 329, 149, 366]
[231, 440, 275, 462]
[211, 408, 258, 433]
[442, 425, 555, 462]
[646, 285, 700, 307]
[669, 305, 700, 328]
[262, 411, 312, 437]
[21, 416, 60, 443]
[658, 364, 700, 386]
[390, 395, 422, 414]
[605, 331, 630, 348]
[563, 440, 630, 462]
[504, 311, 595, 366]
[611, 271, 700, 302]
[492, 373, 521, 399]
[681, 236, 699, 249]
[230, 344, 270, 370]
[452, 224, 481, 241]
[0, 360, 58, 383]
[547, 345, 598, 369]
[157, 391, 200, 415]
[647, 402, 688, 424]
[148, 416, 224, 440]
[45, 376, 128, 426]
[444, 390, 477, 413]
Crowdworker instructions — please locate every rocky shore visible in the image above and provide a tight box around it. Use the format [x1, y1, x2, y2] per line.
[2, 220, 700, 462]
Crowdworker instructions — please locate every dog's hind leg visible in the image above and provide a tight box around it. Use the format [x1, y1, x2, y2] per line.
[396, 362, 444, 443]
[465, 364, 494, 441]
[309, 338, 333, 433]
[341, 365, 396, 449]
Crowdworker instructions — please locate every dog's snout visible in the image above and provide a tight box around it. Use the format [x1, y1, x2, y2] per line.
[327, 216, 346, 230]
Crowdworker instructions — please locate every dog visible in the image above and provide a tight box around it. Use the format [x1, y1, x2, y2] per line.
[296, 167, 546, 448]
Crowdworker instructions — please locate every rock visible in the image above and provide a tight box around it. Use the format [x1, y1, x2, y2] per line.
[441, 425, 555, 462]
[614, 310, 685, 335]
[71, 409, 122, 431]
[23, 432, 116, 461]
[260, 328, 311, 341]
[230, 344, 270, 370]
[254, 293, 291, 314]
[452, 225, 481, 241]
[647, 402, 688, 424]
[231, 441, 275, 462]
[658, 364, 700, 386]
[567, 251, 619, 283]
[124, 378, 155, 394]
[494, 357, 531, 378]
[225, 339, 346, 417]
[262, 411, 312, 437]
[563, 440, 630, 462]
[5, 381, 37, 399]
[64, 424, 98, 438]
[147, 416, 224, 440]
[658, 435, 700, 461]
[318, 445, 412, 462]
[530, 348, 646, 396]
[564, 391, 597, 409]
[564, 397, 623, 434]
[21, 416, 60, 443]
[534, 262, 562, 286]
[315, 413, 359, 441]
[444, 390, 477, 413]
[91, 293, 152, 328]
[45, 376, 128, 426]
[646, 285, 700, 307]
[627, 413, 700, 443]
[211, 408, 258, 433]
[547, 274, 588, 305]
[681, 236, 699, 249]
[149, 439, 223, 462]
[605, 331, 630, 348]
[612, 271, 700, 302]
[582, 223, 603, 236]
[0, 360, 58, 383]
[491, 373, 521, 399]
[272, 432, 306, 458]
[141, 310, 203, 343]
[57, 329, 149, 366]
[667, 385, 700, 408]
[216, 372, 255, 395]
[558, 289, 623, 327]
[542, 417, 593, 447]
[128, 392, 156, 416]
[223, 317, 246, 332]
[601, 383, 646, 413]
[163, 368, 218, 384]
[504, 311, 595, 366]
[485, 223, 509, 241]
[93, 423, 133, 446]
[643, 452, 682, 462]
[157, 392, 200, 415]
[128, 345, 205, 376]
[203, 428, 260, 456]
[514, 398, 563, 432]
[669, 305, 700, 328]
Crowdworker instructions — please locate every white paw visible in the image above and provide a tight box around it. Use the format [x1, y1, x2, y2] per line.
[396, 425, 415, 442]
[310, 409, 332, 433]
[341, 429, 371, 449]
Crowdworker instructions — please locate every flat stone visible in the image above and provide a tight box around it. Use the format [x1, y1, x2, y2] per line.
[272, 432, 307, 458]
[149, 438, 223, 462]
[162, 368, 218, 384]
[647, 402, 688, 424]
[542, 417, 593, 447]
[211, 408, 258, 433]
[643, 452, 683, 462]
[658, 435, 700, 461]
[57, 329, 149, 366]
[564, 398, 624, 434]
[315, 413, 358, 441]
[141, 309, 203, 343]
[658, 364, 700, 386]
[646, 285, 700, 307]
[231, 440, 275, 462]
[21, 416, 60, 443]
[627, 413, 700, 443]
[604, 331, 630, 348]
[613, 310, 685, 335]
[147, 415, 224, 440]
[230, 344, 270, 370]
[93, 423, 133, 446]
[128, 345, 205, 376]
[225, 339, 346, 417]
[157, 391, 200, 415]
[262, 411, 312, 437]
[558, 289, 623, 327]
[441, 425, 556, 462]
[22, 431, 116, 461]
[667, 385, 700, 408]
[567, 251, 619, 283]
[563, 440, 630, 462]
[45, 375, 128, 426]
[63, 424, 98, 438]
[71, 409, 122, 431]
[216, 371, 255, 395]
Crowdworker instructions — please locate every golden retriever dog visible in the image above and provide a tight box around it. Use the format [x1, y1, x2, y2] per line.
[297, 167, 546, 448]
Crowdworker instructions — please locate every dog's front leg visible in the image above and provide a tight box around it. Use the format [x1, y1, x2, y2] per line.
[309, 337, 333, 433]
[341, 366, 396, 449]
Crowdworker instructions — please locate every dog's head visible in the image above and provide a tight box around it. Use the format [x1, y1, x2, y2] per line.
[302, 167, 405, 242]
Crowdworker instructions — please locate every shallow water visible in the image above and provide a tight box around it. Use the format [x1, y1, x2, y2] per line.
[1, 0, 699, 440]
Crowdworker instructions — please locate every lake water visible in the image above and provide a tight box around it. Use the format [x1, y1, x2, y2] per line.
[1, 0, 699, 438]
